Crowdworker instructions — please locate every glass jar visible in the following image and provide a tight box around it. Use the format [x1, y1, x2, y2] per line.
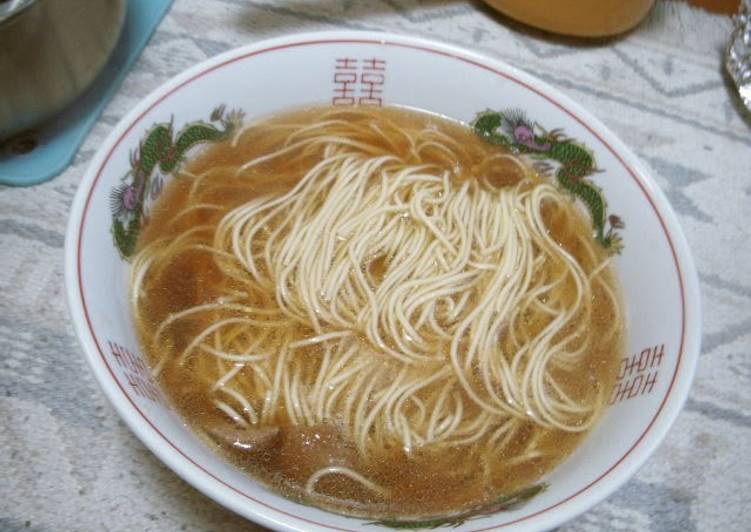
[482, 0, 657, 37]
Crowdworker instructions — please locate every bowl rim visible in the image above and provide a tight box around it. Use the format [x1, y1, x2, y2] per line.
[64, 30, 702, 532]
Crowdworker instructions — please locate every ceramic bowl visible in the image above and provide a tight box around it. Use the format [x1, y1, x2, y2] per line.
[65, 31, 701, 531]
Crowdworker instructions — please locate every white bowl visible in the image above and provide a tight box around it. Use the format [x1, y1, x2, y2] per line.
[64, 31, 701, 531]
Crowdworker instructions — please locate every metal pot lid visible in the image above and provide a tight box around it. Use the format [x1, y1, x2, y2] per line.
[0, 0, 37, 24]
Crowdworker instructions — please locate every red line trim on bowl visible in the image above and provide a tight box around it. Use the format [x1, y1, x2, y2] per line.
[77, 37, 687, 531]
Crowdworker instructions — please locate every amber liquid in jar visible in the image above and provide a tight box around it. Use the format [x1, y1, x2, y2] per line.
[483, 0, 656, 37]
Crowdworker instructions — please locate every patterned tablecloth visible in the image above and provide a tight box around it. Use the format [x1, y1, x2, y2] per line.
[1, 1, 749, 531]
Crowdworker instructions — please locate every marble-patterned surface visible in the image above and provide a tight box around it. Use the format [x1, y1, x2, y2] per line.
[1, 1, 749, 531]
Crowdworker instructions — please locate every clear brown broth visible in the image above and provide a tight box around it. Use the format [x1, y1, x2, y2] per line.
[134, 105, 623, 519]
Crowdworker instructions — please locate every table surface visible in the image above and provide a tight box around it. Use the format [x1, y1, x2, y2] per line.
[1, 1, 749, 531]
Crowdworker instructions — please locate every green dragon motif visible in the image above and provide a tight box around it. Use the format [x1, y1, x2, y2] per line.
[368, 483, 547, 529]
[473, 109, 624, 253]
[110, 105, 243, 258]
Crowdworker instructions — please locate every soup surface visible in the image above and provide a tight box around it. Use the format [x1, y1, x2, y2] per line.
[131, 105, 623, 520]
